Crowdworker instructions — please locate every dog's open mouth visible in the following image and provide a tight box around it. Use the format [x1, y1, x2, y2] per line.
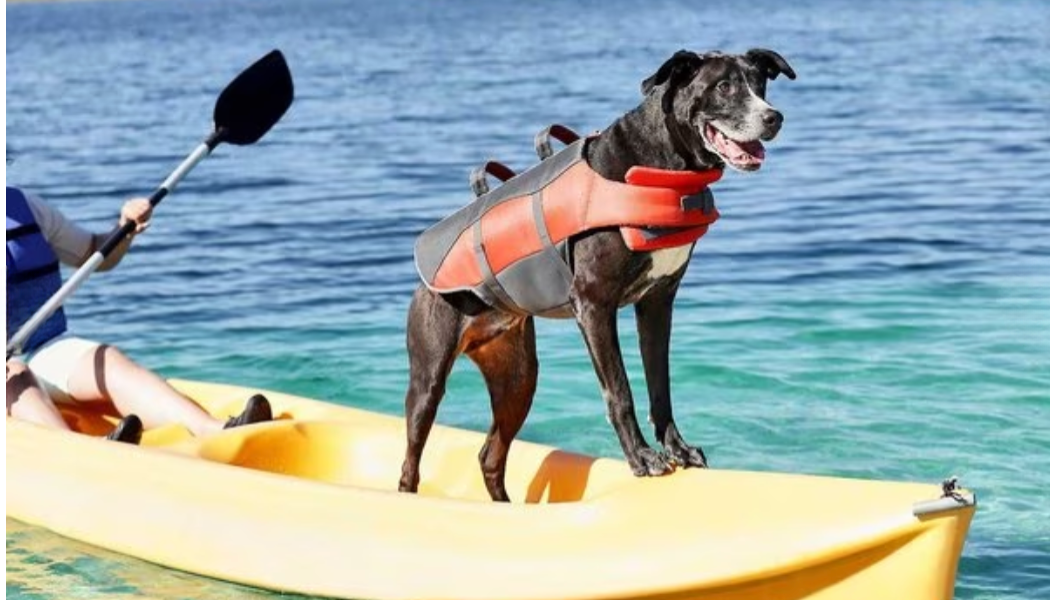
[703, 123, 765, 171]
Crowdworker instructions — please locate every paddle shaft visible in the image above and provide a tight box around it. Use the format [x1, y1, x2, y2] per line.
[5, 131, 224, 359]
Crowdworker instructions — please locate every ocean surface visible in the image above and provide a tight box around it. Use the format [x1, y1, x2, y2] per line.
[5, 0, 1049, 598]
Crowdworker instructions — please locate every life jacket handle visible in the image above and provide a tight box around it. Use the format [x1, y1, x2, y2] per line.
[470, 160, 517, 198]
[534, 124, 581, 160]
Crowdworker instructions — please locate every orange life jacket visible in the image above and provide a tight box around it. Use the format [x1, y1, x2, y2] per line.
[415, 138, 722, 317]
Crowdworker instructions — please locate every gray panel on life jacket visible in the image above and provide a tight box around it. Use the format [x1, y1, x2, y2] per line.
[492, 239, 575, 318]
[415, 140, 587, 290]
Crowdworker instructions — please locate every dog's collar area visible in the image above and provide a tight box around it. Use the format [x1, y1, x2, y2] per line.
[610, 165, 722, 252]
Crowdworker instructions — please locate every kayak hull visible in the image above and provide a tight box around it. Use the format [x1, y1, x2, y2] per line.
[7, 380, 975, 600]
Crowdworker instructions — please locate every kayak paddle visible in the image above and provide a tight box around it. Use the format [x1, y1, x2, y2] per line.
[7, 49, 295, 358]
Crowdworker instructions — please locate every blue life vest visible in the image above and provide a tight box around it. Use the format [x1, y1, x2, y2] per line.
[6, 187, 68, 353]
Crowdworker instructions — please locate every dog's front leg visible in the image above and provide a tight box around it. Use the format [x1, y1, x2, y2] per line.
[573, 300, 674, 476]
[635, 285, 708, 468]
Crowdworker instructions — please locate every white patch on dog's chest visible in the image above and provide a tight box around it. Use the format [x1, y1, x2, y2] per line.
[645, 246, 693, 281]
[621, 245, 696, 306]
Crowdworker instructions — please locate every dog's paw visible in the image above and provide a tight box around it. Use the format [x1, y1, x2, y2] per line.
[659, 424, 709, 468]
[668, 444, 709, 469]
[629, 447, 675, 477]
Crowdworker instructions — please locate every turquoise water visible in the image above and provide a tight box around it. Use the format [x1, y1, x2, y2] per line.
[6, 0, 1049, 598]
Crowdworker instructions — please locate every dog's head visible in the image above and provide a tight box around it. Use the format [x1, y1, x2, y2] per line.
[641, 49, 796, 172]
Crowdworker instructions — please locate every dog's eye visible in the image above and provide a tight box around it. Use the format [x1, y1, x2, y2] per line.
[716, 80, 734, 94]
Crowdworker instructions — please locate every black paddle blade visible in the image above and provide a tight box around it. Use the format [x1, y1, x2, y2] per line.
[212, 49, 294, 147]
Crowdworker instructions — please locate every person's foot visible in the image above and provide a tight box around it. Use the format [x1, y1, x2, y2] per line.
[223, 394, 273, 429]
[106, 414, 143, 445]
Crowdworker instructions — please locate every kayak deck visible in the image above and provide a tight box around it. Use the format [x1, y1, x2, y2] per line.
[7, 379, 976, 600]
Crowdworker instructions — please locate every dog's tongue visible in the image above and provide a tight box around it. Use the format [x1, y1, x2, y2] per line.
[710, 126, 765, 167]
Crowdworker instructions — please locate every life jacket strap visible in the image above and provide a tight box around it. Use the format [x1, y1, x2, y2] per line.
[8, 261, 61, 285]
[6, 222, 43, 239]
[470, 218, 527, 314]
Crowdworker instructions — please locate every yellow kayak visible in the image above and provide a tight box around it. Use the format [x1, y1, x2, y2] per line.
[7, 379, 975, 600]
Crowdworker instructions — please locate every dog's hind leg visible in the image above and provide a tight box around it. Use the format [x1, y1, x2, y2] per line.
[466, 316, 538, 502]
[399, 286, 463, 494]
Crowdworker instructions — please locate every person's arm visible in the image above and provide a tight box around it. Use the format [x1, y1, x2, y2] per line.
[28, 194, 152, 272]
[26, 193, 93, 266]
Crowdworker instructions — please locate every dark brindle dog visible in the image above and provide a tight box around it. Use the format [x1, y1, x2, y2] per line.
[400, 48, 796, 501]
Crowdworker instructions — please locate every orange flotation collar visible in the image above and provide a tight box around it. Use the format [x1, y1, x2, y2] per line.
[415, 139, 722, 316]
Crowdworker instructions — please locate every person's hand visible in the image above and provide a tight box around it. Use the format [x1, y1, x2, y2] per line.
[119, 198, 153, 234]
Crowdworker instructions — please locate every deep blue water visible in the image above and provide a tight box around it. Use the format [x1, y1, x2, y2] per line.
[5, 0, 1049, 598]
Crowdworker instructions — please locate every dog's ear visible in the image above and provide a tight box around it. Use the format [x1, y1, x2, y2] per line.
[745, 48, 797, 81]
[641, 50, 704, 96]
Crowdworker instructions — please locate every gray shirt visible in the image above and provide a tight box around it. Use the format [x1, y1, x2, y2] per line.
[23, 191, 94, 266]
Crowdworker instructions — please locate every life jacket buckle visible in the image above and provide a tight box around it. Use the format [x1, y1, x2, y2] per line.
[681, 188, 716, 215]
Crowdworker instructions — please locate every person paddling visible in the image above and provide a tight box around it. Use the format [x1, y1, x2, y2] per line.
[6, 186, 271, 443]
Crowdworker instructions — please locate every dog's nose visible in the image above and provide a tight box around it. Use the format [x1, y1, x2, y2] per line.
[762, 109, 783, 129]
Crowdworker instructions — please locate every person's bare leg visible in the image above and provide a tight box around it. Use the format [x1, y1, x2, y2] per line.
[6, 360, 70, 430]
[65, 345, 222, 436]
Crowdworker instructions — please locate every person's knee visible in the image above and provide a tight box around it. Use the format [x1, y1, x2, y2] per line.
[7, 360, 38, 392]
[7, 361, 46, 413]
[97, 344, 137, 370]
[82, 343, 140, 378]
[90, 344, 166, 393]
[7, 359, 31, 379]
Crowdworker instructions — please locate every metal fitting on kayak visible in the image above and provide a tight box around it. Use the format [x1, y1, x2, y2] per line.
[912, 477, 976, 516]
